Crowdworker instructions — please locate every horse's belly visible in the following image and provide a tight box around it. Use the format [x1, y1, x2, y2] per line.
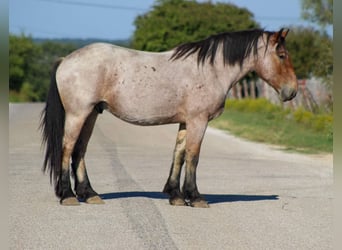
[109, 109, 180, 126]
[105, 94, 182, 126]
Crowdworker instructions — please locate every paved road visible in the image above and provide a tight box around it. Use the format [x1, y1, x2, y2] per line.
[9, 103, 333, 250]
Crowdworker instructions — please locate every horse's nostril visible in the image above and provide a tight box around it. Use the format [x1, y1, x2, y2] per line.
[280, 87, 297, 102]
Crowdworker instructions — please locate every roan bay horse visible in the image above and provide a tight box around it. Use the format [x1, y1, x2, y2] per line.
[41, 28, 297, 208]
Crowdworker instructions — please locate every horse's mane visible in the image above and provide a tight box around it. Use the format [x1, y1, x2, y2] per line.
[170, 29, 274, 66]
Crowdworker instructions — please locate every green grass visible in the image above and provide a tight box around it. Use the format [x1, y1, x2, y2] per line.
[209, 99, 333, 154]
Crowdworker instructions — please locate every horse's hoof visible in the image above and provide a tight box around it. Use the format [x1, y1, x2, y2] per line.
[190, 199, 209, 208]
[86, 195, 105, 204]
[61, 197, 80, 206]
[169, 197, 186, 206]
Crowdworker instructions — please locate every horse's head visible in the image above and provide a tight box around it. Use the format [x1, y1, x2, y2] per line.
[255, 29, 297, 102]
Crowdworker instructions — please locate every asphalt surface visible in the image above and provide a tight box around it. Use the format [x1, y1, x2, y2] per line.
[9, 103, 333, 250]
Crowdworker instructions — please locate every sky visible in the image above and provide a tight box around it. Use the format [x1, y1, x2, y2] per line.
[9, 0, 332, 40]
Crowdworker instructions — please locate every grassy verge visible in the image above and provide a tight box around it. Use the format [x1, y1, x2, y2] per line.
[209, 99, 333, 154]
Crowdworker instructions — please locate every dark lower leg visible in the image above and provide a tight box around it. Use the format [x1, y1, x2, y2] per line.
[56, 168, 76, 201]
[182, 154, 201, 200]
[71, 159, 104, 204]
[182, 153, 208, 208]
[71, 159, 99, 201]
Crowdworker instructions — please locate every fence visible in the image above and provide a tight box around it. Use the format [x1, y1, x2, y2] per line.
[228, 78, 333, 113]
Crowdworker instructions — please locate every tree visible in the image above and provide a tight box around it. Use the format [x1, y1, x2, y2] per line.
[132, 0, 260, 51]
[301, 0, 333, 28]
[9, 35, 41, 93]
[286, 26, 332, 80]
[9, 34, 77, 102]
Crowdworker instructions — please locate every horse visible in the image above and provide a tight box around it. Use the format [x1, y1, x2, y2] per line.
[41, 28, 297, 208]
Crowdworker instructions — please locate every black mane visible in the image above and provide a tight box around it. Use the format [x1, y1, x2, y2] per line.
[170, 29, 273, 66]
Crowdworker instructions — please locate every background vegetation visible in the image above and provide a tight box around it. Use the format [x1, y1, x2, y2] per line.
[9, 35, 77, 102]
[132, 0, 259, 51]
[210, 99, 332, 153]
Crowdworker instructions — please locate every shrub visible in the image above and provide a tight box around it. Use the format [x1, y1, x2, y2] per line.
[293, 107, 314, 125]
[226, 98, 283, 114]
[225, 98, 333, 134]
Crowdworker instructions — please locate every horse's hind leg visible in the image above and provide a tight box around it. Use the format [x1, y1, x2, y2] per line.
[71, 109, 104, 204]
[58, 112, 91, 205]
[163, 123, 187, 206]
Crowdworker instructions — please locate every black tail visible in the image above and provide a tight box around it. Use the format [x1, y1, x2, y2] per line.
[40, 58, 65, 192]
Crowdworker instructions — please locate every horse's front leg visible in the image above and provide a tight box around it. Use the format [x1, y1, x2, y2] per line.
[182, 118, 209, 208]
[163, 123, 187, 206]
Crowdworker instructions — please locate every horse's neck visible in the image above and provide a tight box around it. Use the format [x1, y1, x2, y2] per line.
[213, 54, 255, 95]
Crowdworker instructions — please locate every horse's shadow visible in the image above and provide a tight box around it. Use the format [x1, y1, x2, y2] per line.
[99, 191, 278, 204]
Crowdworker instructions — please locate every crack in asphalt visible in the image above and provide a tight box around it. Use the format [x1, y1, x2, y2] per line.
[93, 124, 178, 250]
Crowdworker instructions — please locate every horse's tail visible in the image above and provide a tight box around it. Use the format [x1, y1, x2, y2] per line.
[40, 58, 65, 191]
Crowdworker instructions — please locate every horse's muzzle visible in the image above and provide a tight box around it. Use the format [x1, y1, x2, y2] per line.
[280, 85, 297, 102]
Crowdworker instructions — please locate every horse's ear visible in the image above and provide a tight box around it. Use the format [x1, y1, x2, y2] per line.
[280, 28, 289, 39]
[272, 28, 289, 44]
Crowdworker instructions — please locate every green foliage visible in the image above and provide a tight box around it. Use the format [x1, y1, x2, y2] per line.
[301, 0, 333, 28]
[9, 34, 77, 102]
[286, 26, 332, 86]
[225, 98, 284, 114]
[293, 107, 333, 133]
[132, 0, 259, 51]
[226, 98, 332, 133]
[211, 98, 333, 153]
[10, 35, 41, 92]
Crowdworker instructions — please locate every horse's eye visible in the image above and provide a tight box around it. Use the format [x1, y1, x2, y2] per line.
[278, 53, 286, 60]
[276, 44, 287, 60]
